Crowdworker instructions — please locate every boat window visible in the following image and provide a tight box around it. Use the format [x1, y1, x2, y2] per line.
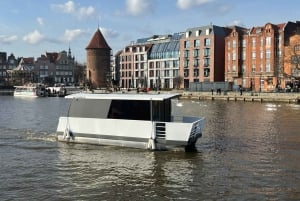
[107, 100, 151, 121]
[68, 99, 111, 118]
[152, 100, 171, 122]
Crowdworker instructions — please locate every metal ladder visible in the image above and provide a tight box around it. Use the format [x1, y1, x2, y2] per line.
[155, 122, 166, 143]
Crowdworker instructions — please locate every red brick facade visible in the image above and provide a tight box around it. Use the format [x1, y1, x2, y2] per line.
[86, 29, 111, 89]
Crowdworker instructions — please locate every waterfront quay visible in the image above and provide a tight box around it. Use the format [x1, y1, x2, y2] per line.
[181, 91, 300, 103]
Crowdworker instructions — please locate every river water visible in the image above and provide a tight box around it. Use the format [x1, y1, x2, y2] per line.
[0, 96, 299, 200]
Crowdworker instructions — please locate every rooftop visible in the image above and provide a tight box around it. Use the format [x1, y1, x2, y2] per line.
[86, 29, 111, 50]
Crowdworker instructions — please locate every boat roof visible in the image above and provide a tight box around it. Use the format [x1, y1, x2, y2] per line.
[65, 93, 181, 101]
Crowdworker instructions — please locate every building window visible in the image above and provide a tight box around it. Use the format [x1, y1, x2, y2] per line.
[232, 52, 236, 61]
[205, 28, 211, 35]
[193, 69, 199, 77]
[232, 65, 236, 72]
[252, 38, 256, 47]
[194, 39, 200, 47]
[173, 60, 179, 68]
[204, 38, 211, 46]
[252, 64, 256, 72]
[227, 41, 230, 49]
[266, 50, 271, 59]
[204, 48, 210, 57]
[184, 59, 189, 68]
[184, 50, 189, 57]
[184, 41, 190, 48]
[204, 68, 210, 77]
[242, 52, 246, 60]
[252, 51, 256, 59]
[184, 69, 189, 77]
[294, 45, 300, 52]
[266, 63, 271, 72]
[194, 59, 199, 67]
[194, 49, 199, 57]
[204, 58, 210, 67]
[242, 39, 246, 48]
[266, 36, 271, 47]
[173, 69, 179, 77]
[232, 40, 236, 48]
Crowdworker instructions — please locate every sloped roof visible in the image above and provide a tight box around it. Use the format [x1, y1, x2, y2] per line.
[86, 29, 111, 50]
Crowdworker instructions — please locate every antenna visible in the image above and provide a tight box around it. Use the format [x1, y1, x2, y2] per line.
[98, 16, 101, 30]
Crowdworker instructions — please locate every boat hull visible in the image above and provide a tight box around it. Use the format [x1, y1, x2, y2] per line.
[56, 116, 205, 151]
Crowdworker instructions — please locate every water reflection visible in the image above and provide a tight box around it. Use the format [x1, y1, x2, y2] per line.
[56, 143, 203, 200]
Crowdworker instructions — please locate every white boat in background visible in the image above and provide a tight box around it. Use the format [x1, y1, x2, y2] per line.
[14, 84, 46, 97]
[56, 93, 205, 151]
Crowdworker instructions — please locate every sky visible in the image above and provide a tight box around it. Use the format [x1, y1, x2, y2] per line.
[0, 0, 299, 63]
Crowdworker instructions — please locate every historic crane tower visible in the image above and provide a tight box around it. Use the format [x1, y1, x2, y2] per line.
[86, 28, 111, 89]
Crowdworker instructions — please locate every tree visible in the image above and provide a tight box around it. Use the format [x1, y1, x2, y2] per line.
[173, 75, 183, 89]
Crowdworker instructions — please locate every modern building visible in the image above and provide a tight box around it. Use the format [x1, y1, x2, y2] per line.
[86, 28, 112, 89]
[180, 25, 230, 89]
[117, 33, 182, 89]
[117, 43, 152, 89]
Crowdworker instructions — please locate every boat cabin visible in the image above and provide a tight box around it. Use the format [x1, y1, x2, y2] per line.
[66, 93, 181, 122]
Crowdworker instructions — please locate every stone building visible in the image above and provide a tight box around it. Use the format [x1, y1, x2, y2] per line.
[34, 48, 75, 85]
[86, 28, 111, 89]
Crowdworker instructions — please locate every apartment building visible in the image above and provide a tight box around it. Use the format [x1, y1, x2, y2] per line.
[116, 33, 182, 89]
[118, 43, 152, 88]
[225, 21, 300, 92]
[147, 33, 182, 89]
[180, 25, 229, 89]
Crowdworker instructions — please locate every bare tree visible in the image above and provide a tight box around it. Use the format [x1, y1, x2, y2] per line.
[173, 75, 183, 89]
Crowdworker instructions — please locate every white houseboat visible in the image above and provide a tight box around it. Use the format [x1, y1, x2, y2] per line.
[14, 84, 46, 97]
[56, 93, 205, 151]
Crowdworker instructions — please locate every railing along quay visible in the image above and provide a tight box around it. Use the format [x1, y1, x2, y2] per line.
[180, 91, 300, 103]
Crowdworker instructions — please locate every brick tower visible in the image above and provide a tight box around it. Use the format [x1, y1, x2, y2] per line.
[86, 28, 111, 89]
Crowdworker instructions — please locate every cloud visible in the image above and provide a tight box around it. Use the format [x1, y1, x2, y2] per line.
[100, 27, 119, 38]
[64, 29, 86, 41]
[51, 1, 95, 19]
[126, 0, 153, 16]
[37, 17, 44, 25]
[228, 20, 245, 27]
[23, 30, 44, 44]
[176, 0, 215, 10]
[0, 35, 18, 44]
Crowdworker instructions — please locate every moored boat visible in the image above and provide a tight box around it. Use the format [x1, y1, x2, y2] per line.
[56, 93, 205, 151]
[14, 84, 46, 97]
